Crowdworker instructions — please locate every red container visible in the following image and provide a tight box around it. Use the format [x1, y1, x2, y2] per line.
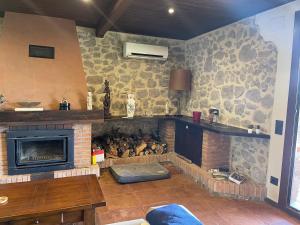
[193, 111, 201, 122]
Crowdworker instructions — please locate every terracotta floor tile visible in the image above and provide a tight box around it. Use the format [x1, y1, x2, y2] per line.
[141, 201, 170, 213]
[134, 188, 172, 205]
[195, 211, 230, 225]
[218, 209, 266, 225]
[100, 183, 132, 197]
[109, 207, 145, 222]
[97, 211, 115, 225]
[106, 193, 140, 210]
[97, 165, 300, 225]
[127, 180, 158, 193]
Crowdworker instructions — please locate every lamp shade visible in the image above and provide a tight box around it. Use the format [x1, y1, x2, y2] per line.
[169, 69, 191, 91]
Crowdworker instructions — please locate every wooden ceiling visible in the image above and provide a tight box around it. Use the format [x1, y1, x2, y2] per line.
[0, 0, 294, 40]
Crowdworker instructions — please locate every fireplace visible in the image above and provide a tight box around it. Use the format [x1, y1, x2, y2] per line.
[7, 129, 74, 175]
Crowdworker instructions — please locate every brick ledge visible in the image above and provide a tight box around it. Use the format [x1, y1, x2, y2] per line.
[98, 152, 266, 201]
[168, 152, 266, 201]
[0, 165, 100, 184]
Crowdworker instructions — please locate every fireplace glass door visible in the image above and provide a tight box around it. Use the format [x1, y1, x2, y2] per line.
[17, 138, 66, 166]
[7, 129, 74, 175]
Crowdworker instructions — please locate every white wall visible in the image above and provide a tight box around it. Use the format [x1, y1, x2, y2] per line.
[255, 0, 300, 202]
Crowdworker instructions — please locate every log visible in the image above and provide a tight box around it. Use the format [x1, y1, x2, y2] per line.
[151, 143, 157, 150]
[129, 149, 135, 157]
[106, 153, 118, 159]
[110, 145, 118, 156]
[122, 150, 130, 158]
[144, 148, 151, 155]
[136, 142, 147, 155]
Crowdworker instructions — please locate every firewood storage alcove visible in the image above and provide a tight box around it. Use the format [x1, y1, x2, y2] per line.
[92, 116, 174, 159]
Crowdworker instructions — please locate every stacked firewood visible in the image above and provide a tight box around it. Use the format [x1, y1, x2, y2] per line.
[92, 128, 168, 158]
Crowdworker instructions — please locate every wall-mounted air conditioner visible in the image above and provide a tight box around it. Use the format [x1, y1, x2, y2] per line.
[123, 42, 168, 61]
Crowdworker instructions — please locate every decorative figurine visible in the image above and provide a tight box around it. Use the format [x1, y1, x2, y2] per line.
[248, 125, 254, 134]
[127, 94, 135, 118]
[0, 94, 6, 105]
[255, 125, 261, 134]
[103, 80, 111, 118]
[0, 94, 6, 110]
[59, 97, 70, 110]
[87, 92, 93, 111]
[165, 102, 169, 115]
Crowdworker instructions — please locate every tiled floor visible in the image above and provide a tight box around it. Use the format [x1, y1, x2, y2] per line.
[97, 164, 300, 225]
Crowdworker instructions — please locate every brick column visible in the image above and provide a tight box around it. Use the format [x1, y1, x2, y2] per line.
[159, 120, 175, 152]
[73, 123, 92, 168]
[0, 127, 8, 175]
[201, 130, 230, 170]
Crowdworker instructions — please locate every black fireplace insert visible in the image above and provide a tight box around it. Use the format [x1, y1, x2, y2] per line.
[7, 129, 74, 175]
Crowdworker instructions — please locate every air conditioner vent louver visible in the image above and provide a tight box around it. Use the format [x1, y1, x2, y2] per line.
[123, 42, 168, 61]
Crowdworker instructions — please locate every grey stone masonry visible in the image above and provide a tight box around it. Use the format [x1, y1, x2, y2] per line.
[230, 136, 269, 184]
[77, 28, 186, 116]
[184, 18, 277, 134]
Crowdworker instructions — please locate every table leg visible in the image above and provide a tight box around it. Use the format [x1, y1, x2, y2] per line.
[84, 208, 95, 225]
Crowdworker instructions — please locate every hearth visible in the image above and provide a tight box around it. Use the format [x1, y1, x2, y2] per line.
[7, 129, 74, 175]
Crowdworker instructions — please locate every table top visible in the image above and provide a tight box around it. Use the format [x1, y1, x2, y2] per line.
[0, 175, 106, 222]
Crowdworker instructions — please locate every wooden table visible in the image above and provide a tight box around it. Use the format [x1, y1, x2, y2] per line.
[0, 175, 106, 225]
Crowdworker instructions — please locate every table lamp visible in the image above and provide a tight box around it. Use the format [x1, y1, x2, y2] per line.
[169, 69, 191, 116]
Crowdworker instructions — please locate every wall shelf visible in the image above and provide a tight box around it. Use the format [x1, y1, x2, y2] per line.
[0, 110, 104, 125]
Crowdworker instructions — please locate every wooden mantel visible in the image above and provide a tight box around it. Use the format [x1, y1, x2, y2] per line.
[0, 110, 104, 125]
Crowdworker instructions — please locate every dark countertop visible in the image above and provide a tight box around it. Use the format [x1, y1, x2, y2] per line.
[171, 116, 270, 139]
[0, 110, 104, 125]
[104, 115, 270, 139]
[0, 111, 270, 139]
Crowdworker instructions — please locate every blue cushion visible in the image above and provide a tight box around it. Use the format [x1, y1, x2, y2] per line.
[146, 204, 203, 225]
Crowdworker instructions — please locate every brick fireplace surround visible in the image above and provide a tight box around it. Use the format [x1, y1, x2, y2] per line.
[0, 123, 99, 184]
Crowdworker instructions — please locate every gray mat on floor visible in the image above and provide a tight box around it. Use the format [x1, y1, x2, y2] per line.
[110, 163, 170, 184]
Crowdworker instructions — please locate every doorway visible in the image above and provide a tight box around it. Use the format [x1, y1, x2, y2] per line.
[279, 11, 300, 218]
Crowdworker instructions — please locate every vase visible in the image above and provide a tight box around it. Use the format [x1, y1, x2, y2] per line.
[127, 94, 135, 118]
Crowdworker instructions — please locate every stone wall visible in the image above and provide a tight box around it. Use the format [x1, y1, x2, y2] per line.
[77, 20, 277, 128]
[184, 18, 277, 134]
[77, 27, 185, 116]
[77, 19, 275, 185]
[230, 136, 269, 184]
[182, 18, 276, 185]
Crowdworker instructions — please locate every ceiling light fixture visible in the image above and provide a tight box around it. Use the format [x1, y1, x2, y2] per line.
[168, 8, 175, 15]
[82, 0, 91, 3]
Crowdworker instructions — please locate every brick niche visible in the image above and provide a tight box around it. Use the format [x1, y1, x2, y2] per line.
[201, 131, 231, 170]
[159, 120, 175, 152]
[0, 123, 99, 184]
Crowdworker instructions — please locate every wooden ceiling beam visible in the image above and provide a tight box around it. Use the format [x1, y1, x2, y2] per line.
[96, 0, 132, 37]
